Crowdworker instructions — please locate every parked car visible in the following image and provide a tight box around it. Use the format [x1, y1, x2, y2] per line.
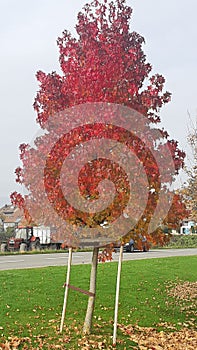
[123, 236, 149, 252]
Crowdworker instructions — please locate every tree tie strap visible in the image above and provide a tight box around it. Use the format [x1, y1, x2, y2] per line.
[64, 283, 95, 297]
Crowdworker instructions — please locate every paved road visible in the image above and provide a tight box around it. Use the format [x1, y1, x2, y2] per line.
[0, 248, 196, 271]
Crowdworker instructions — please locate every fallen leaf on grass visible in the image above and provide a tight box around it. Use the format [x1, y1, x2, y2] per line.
[167, 281, 197, 301]
[0, 337, 31, 350]
[78, 336, 111, 350]
[0, 341, 10, 350]
[119, 324, 197, 350]
[166, 280, 197, 322]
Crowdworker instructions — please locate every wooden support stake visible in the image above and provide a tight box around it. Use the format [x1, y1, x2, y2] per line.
[113, 244, 123, 346]
[60, 247, 72, 333]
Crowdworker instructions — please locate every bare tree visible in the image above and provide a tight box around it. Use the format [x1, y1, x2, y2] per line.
[182, 115, 197, 222]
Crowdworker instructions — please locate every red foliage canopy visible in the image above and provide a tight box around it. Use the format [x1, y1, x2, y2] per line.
[11, 0, 186, 248]
[34, 0, 171, 127]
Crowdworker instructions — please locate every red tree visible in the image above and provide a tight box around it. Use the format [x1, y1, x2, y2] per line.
[11, 0, 186, 334]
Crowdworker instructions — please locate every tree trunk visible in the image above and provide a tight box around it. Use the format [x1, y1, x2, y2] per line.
[83, 246, 99, 334]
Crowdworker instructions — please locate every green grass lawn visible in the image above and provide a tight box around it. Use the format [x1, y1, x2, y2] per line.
[0, 256, 196, 349]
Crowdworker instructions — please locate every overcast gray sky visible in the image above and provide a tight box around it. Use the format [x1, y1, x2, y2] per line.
[0, 0, 196, 206]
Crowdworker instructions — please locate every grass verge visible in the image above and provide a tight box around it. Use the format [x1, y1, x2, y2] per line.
[0, 255, 196, 349]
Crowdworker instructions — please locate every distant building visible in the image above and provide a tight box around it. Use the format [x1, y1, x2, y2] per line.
[180, 219, 196, 234]
[0, 204, 23, 231]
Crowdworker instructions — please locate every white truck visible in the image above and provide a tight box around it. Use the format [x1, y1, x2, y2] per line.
[1, 225, 63, 252]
